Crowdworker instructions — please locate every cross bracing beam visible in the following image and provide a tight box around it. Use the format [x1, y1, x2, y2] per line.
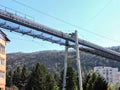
[21, 30, 32, 34]
[0, 22, 6, 27]
[11, 26, 20, 31]
[0, 9, 120, 61]
[0, 19, 67, 46]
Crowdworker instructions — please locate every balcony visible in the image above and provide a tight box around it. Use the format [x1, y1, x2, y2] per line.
[0, 77, 5, 85]
[0, 54, 5, 61]
[0, 65, 5, 72]
[0, 39, 5, 47]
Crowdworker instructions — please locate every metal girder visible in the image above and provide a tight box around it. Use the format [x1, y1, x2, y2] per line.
[0, 9, 120, 61]
[0, 22, 6, 27]
[21, 30, 32, 34]
[11, 26, 20, 31]
[79, 47, 120, 61]
[75, 31, 83, 90]
[62, 45, 68, 90]
[2, 25, 13, 30]
[77, 39, 120, 58]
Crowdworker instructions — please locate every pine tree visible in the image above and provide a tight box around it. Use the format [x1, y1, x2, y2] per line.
[45, 73, 59, 90]
[66, 67, 78, 90]
[13, 67, 22, 88]
[26, 63, 47, 90]
[59, 70, 64, 90]
[21, 65, 30, 89]
[11, 85, 19, 90]
[6, 69, 13, 87]
[83, 71, 108, 90]
[54, 73, 59, 88]
[26, 63, 59, 90]
[60, 67, 78, 90]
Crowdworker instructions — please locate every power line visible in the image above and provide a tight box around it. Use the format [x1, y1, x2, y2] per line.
[0, 3, 34, 20]
[85, 0, 112, 25]
[11, 0, 120, 43]
[2, 0, 120, 44]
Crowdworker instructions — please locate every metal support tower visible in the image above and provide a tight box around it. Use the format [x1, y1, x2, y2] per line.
[62, 41, 69, 90]
[75, 31, 83, 90]
[62, 31, 83, 90]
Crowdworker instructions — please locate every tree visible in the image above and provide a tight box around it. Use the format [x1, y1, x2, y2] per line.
[11, 85, 19, 90]
[13, 67, 22, 88]
[107, 83, 116, 90]
[66, 67, 78, 90]
[83, 71, 108, 90]
[26, 63, 48, 90]
[45, 73, 59, 90]
[6, 69, 13, 87]
[60, 67, 78, 90]
[26, 63, 59, 90]
[21, 65, 30, 89]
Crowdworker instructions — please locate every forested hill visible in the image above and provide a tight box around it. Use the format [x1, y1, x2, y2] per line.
[6, 46, 120, 73]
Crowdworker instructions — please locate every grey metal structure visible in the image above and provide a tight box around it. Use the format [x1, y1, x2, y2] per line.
[0, 8, 120, 90]
[62, 31, 83, 90]
[0, 9, 120, 61]
[75, 31, 83, 90]
[62, 45, 68, 90]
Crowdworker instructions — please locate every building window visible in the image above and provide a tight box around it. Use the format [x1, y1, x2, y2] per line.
[109, 78, 112, 82]
[0, 72, 5, 79]
[0, 33, 4, 40]
[0, 58, 4, 65]
[109, 72, 112, 74]
[0, 44, 5, 52]
[110, 69, 112, 71]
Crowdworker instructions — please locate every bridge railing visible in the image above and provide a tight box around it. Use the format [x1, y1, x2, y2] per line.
[0, 4, 34, 21]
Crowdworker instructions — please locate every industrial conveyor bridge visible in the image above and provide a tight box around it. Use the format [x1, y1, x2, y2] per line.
[0, 9, 120, 61]
[0, 7, 120, 90]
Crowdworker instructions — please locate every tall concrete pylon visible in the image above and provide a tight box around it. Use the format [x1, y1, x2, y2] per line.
[62, 41, 68, 90]
[75, 31, 83, 90]
[62, 31, 83, 90]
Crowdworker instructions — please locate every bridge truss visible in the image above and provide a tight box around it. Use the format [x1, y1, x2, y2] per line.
[0, 8, 120, 90]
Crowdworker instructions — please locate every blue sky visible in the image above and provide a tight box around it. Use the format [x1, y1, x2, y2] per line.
[0, 0, 120, 53]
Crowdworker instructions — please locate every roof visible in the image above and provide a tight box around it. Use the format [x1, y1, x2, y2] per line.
[0, 30, 10, 41]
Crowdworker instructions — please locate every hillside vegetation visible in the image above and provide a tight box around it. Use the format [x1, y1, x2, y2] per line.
[6, 46, 120, 73]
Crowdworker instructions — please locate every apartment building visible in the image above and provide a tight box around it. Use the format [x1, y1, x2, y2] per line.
[94, 66, 120, 85]
[0, 30, 9, 90]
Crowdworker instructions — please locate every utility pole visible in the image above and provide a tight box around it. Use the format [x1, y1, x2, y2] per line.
[62, 41, 68, 90]
[75, 30, 83, 90]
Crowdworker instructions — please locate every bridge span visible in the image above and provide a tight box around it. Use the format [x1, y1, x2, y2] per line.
[0, 8, 120, 90]
[0, 9, 120, 61]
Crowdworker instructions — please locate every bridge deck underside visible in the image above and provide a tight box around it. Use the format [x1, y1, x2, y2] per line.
[0, 18, 69, 46]
[0, 18, 119, 61]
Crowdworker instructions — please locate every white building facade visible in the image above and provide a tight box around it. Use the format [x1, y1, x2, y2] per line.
[94, 66, 119, 85]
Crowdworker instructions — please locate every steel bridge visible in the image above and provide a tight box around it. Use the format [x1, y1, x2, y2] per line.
[0, 8, 120, 90]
